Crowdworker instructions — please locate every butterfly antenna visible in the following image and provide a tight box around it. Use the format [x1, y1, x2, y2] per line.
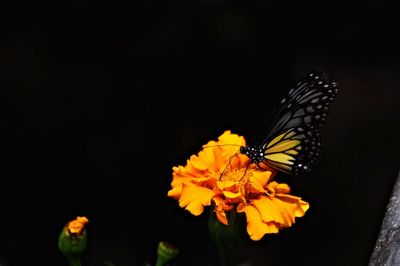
[219, 151, 240, 181]
[203, 144, 241, 149]
[239, 164, 250, 181]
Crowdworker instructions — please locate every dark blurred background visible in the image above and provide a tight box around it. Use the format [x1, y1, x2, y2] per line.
[1, 1, 399, 266]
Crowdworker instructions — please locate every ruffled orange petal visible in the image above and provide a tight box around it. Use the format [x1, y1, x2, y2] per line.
[216, 211, 228, 225]
[198, 130, 244, 171]
[216, 130, 246, 146]
[189, 154, 209, 171]
[213, 196, 234, 225]
[248, 171, 272, 193]
[167, 165, 199, 199]
[199, 147, 224, 172]
[253, 195, 309, 227]
[273, 182, 291, 194]
[222, 190, 242, 199]
[213, 130, 249, 169]
[211, 147, 226, 170]
[253, 196, 288, 225]
[172, 165, 198, 180]
[275, 194, 310, 217]
[242, 205, 279, 240]
[213, 196, 234, 212]
[168, 177, 192, 199]
[217, 180, 237, 190]
[179, 183, 215, 216]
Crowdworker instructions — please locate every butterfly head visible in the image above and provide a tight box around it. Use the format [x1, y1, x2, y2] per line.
[239, 145, 265, 165]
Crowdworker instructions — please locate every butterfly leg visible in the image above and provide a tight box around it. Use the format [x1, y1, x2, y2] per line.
[219, 151, 240, 180]
[239, 164, 250, 181]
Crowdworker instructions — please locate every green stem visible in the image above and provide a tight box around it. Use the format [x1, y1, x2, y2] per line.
[155, 259, 165, 266]
[208, 211, 245, 266]
[217, 245, 236, 266]
[66, 255, 82, 266]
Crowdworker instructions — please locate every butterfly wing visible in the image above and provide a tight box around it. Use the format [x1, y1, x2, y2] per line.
[259, 70, 339, 175]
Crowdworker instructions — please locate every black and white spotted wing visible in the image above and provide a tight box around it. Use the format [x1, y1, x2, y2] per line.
[240, 70, 339, 175]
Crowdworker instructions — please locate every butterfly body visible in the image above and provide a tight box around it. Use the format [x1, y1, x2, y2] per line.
[240, 70, 339, 176]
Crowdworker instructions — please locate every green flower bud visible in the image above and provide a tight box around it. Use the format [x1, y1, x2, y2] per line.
[156, 241, 179, 266]
[58, 216, 89, 266]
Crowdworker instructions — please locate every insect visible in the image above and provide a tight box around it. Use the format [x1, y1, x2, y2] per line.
[239, 70, 339, 175]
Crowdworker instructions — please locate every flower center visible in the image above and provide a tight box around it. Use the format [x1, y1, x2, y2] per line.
[220, 167, 251, 183]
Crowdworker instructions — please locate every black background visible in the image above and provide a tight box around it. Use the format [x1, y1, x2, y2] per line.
[1, 1, 399, 266]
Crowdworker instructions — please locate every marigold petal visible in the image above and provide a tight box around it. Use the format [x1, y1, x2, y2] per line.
[265, 222, 280, 234]
[217, 130, 246, 146]
[167, 187, 181, 199]
[296, 200, 310, 216]
[179, 184, 215, 216]
[251, 171, 271, 186]
[168, 176, 194, 199]
[253, 197, 288, 225]
[243, 205, 278, 241]
[172, 166, 198, 181]
[212, 196, 234, 222]
[248, 171, 272, 193]
[222, 190, 242, 199]
[212, 196, 225, 209]
[217, 180, 236, 190]
[189, 155, 209, 171]
[253, 195, 309, 228]
[229, 154, 249, 169]
[216, 211, 228, 225]
[270, 198, 297, 226]
[273, 182, 291, 193]
[237, 202, 246, 213]
[275, 193, 302, 203]
[212, 147, 226, 170]
[276, 194, 310, 217]
[190, 131, 245, 173]
[218, 131, 249, 168]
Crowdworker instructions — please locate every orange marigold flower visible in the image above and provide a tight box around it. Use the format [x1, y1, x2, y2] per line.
[167, 130, 309, 241]
[67, 216, 89, 235]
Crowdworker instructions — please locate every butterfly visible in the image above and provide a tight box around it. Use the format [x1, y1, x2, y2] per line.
[239, 70, 339, 175]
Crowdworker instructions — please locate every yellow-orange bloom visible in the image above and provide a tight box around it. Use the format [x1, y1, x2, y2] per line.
[168, 130, 309, 241]
[67, 216, 89, 235]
